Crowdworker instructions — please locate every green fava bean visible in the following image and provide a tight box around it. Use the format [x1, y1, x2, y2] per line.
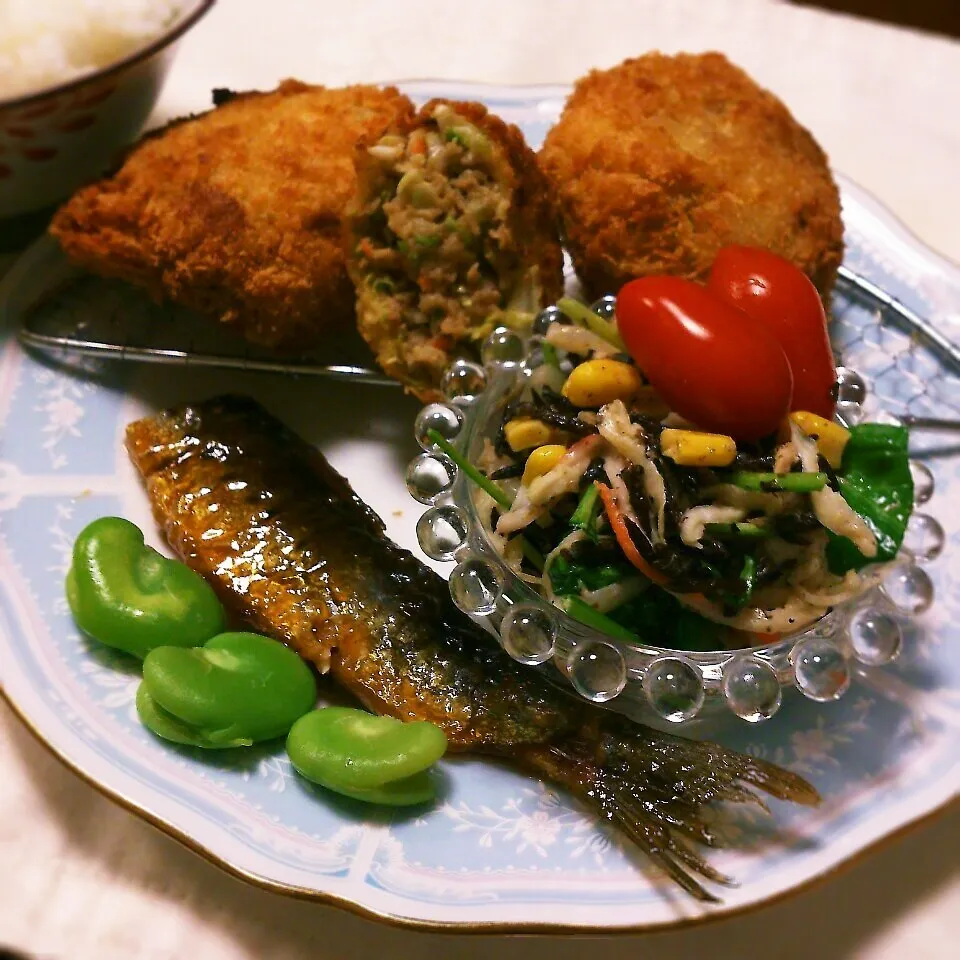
[139, 632, 317, 748]
[286, 707, 447, 796]
[136, 683, 244, 748]
[316, 769, 438, 807]
[67, 517, 224, 659]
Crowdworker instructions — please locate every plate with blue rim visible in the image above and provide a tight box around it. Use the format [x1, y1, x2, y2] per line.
[0, 80, 957, 933]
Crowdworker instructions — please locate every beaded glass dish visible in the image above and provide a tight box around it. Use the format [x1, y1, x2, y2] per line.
[405, 288, 947, 726]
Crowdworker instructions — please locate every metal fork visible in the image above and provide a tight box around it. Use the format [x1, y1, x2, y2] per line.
[15, 265, 960, 430]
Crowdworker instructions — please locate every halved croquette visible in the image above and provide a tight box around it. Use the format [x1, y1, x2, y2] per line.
[345, 99, 564, 401]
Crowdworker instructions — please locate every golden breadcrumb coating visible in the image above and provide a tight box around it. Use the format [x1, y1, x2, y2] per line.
[346, 98, 564, 402]
[50, 81, 415, 351]
[539, 53, 843, 298]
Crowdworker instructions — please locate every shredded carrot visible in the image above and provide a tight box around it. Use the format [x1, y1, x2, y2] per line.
[595, 482, 671, 587]
[595, 481, 708, 600]
[409, 132, 426, 155]
[358, 238, 375, 259]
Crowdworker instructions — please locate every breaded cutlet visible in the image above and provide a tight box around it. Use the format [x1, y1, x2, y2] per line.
[539, 53, 844, 299]
[50, 81, 415, 351]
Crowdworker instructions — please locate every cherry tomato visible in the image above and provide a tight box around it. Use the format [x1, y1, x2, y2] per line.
[616, 277, 793, 441]
[708, 246, 837, 419]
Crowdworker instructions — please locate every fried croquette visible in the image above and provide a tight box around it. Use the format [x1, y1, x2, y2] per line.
[345, 99, 564, 402]
[539, 53, 844, 299]
[50, 81, 415, 351]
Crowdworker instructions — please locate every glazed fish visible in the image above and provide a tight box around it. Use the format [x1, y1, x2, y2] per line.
[126, 395, 818, 901]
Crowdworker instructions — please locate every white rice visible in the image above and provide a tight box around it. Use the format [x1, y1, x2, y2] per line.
[0, 0, 184, 101]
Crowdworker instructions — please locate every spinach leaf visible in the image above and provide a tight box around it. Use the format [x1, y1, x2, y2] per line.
[826, 423, 914, 574]
[546, 556, 579, 595]
[548, 559, 723, 652]
[610, 588, 723, 652]
[548, 556, 629, 594]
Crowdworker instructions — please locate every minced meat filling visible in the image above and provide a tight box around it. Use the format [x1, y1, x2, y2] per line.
[356, 113, 520, 384]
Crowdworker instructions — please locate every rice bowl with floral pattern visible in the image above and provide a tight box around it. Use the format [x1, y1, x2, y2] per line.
[0, 0, 215, 222]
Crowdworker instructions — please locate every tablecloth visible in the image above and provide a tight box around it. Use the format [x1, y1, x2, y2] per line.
[1, 1, 958, 957]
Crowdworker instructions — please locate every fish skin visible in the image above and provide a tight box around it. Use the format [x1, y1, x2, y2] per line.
[126, 394, 819, 901]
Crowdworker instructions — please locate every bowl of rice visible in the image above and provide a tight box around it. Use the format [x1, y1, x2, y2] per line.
[0, 0, 215, 224]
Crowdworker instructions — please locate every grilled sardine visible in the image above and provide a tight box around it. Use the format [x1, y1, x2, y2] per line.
[126, 394, 818, 901]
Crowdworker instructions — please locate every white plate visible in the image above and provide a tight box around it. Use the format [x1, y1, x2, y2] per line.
[0, 81, 958, 932]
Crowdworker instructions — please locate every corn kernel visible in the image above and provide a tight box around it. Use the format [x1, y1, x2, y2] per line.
[504, 417, 564, 452]
[789, 411, 850, 468]
[561, 359, 644, 408]
[661, 428, 737, 467]
[522, 444, 567, 485]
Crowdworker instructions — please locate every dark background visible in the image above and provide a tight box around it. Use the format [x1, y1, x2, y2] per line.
[796, 0, 960, 38]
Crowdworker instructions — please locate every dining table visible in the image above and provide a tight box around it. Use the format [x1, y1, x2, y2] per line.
[0, 1, 957, 957]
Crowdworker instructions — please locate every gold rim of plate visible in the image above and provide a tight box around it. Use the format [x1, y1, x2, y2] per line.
[3, 686, 956, 934]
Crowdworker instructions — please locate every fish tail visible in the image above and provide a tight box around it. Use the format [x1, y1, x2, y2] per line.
[521, 719, 819, 902]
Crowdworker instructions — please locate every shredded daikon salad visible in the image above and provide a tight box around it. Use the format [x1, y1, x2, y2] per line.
[435, 299, 914, 652]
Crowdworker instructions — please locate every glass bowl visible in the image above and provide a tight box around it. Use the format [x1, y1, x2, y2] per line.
[404, 300, 944, 727]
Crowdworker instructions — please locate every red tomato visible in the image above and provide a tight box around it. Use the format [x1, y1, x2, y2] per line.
[616, 277, 793, 441]
[708, 246, 837, 419]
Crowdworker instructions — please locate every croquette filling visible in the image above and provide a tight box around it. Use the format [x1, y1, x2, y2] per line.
[354, 105, 537, 387]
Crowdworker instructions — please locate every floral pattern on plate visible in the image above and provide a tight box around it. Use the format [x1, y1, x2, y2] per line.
[0, 81, 957, 931]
